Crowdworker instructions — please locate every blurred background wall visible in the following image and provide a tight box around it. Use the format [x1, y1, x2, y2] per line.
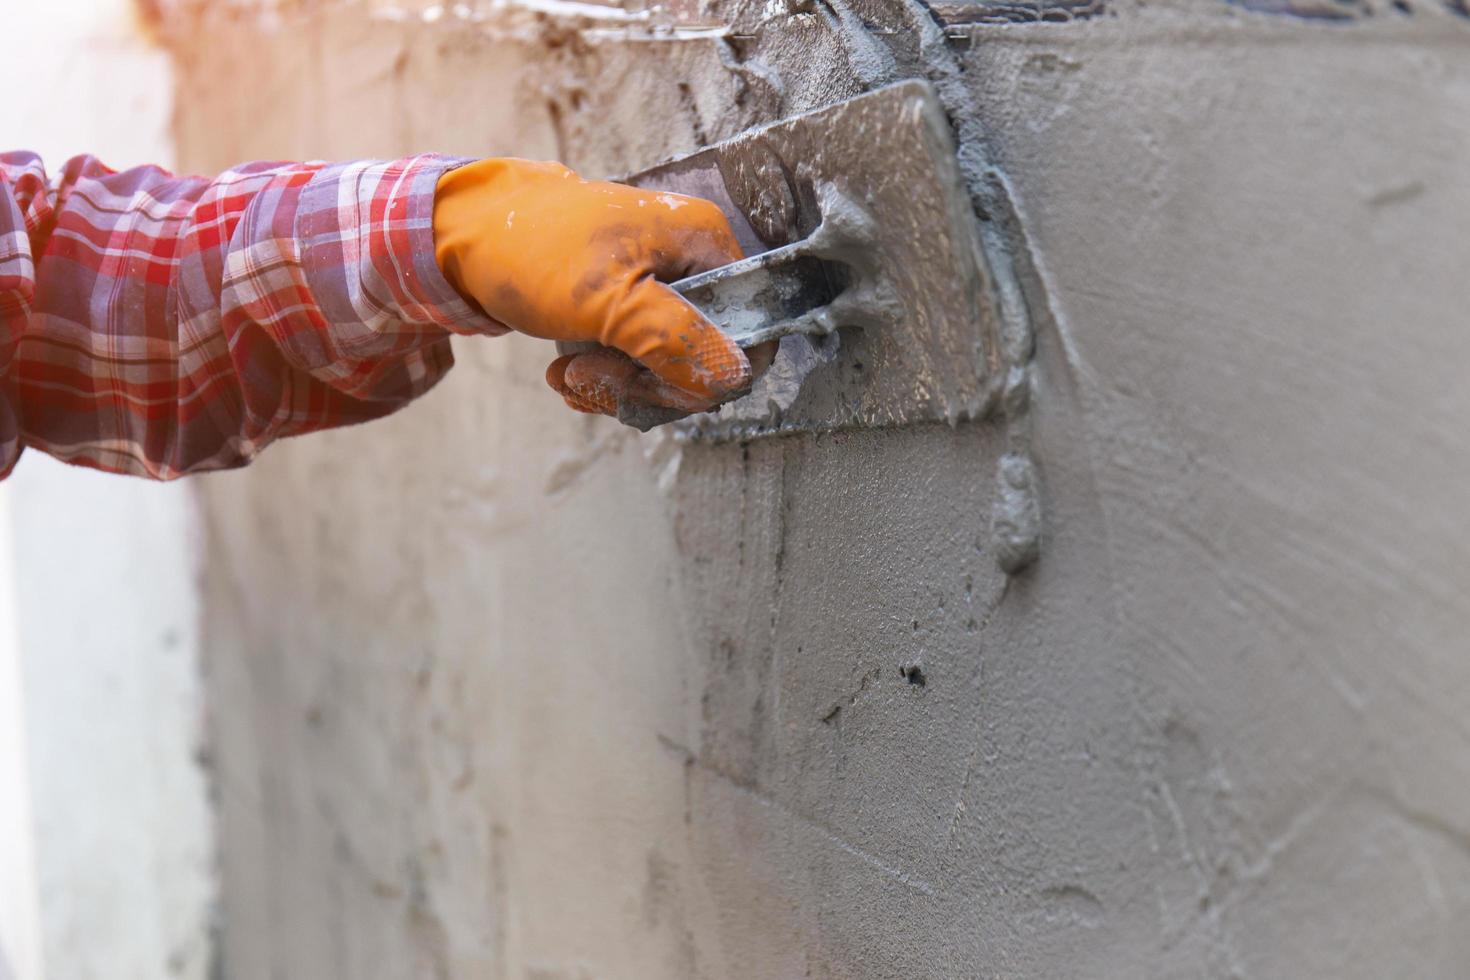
[0, 3, 214, 979]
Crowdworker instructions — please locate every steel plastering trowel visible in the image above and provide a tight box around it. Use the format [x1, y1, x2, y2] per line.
[609, 79, 1002, 437]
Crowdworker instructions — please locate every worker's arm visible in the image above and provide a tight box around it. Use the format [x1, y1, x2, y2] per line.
[0, 152, 751, 480]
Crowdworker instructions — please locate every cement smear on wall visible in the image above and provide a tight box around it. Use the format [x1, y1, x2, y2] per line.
[169, 1, 1470, 976]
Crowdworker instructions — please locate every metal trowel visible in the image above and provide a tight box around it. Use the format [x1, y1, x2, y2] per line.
[605, 79, 1001, 436]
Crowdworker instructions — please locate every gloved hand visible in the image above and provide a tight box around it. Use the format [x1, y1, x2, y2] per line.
[434, 158, 770, 422]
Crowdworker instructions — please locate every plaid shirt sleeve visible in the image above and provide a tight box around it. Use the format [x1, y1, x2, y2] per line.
[0, 151, 504, 480]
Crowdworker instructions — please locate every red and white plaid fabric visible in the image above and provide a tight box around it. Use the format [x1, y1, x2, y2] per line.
[0, 152, 501, 480]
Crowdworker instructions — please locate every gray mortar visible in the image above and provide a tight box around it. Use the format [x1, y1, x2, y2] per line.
[170, 2, 1470, 977]
[991, 452, 1042, 573]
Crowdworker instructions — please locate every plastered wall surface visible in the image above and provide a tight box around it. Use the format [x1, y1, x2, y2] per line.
[168, 1, 1470, 976]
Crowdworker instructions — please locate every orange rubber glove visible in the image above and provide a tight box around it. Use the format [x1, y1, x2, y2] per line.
[434, 158, 761, 421]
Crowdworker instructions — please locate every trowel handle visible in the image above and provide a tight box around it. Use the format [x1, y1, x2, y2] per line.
[672, 243, 836, 349]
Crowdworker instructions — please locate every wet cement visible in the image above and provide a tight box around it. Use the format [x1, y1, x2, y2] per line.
[170, 1, 1470, 976]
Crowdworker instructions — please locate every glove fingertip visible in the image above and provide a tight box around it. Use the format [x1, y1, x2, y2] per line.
[546, 354, 610, 415]
[546, 354, 577, 390]
[682, 325, 752, 402]
[603, 279, 753, 407]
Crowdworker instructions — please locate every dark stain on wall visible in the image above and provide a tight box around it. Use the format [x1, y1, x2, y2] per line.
[924, 0, 1105, 27]
[1227, 0, 1470, 19]
[1226, 0, 1370, 18]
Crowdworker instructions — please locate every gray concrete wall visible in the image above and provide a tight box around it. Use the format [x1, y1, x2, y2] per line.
[171, 1, 1470, 976]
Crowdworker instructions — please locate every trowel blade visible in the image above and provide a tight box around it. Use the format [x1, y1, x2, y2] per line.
[625, 79, 1002, 438]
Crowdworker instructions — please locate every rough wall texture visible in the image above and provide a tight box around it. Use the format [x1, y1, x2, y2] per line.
[171, 1, 1470, 976]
